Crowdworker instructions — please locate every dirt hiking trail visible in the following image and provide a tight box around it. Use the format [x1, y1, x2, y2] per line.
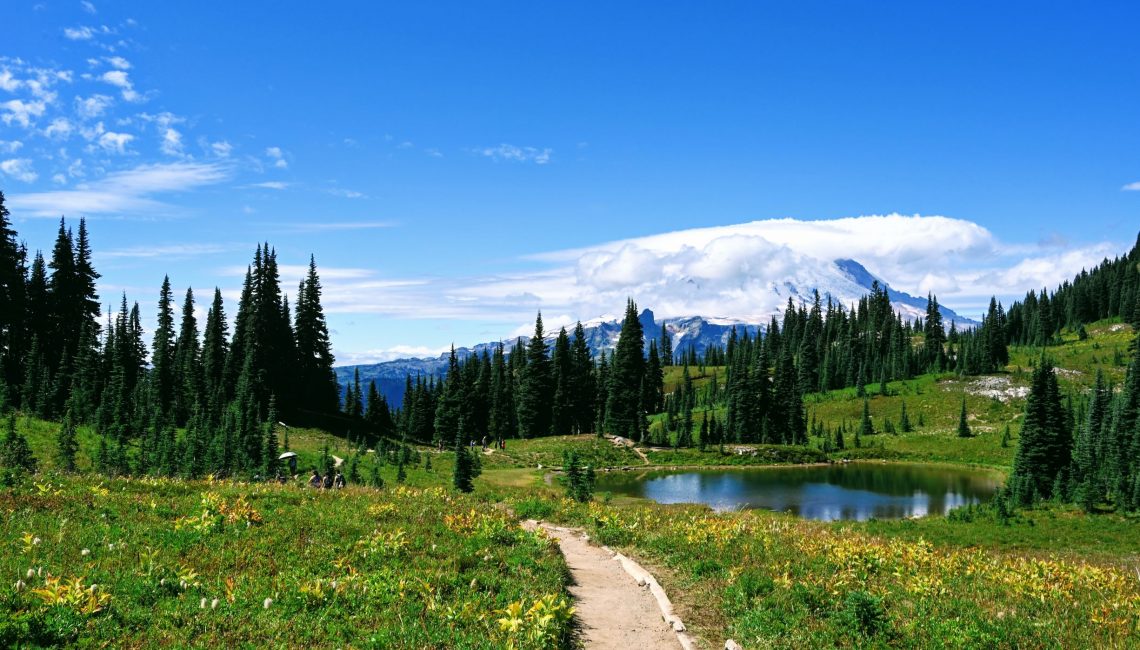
[524, 521, 687, 649]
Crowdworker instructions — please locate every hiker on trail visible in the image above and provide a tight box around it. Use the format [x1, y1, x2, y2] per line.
[323, 472, 334, 489]
[482, 436, 488, 450]
[333, 472, 346, 489]
[308, 470, 322, 488]
[275, 472, 286, 484]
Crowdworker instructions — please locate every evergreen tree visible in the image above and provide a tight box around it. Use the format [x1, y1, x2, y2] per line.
[660, 323, 673, 366]
[570, 322, 595, 434]
[562, 449, 594, 502]
[452, 417, 475, 493]
[516, 313, 552, 438]
[294, 256, 339, 412]
[434, 346, 462, 444]
[151, 276, 177, 420]
[550, 327, 573, 436]
[1009, 358, 1070, 504]
[860, 398, 875, 438]
[54, 409, 79, 472]
[0, 413, 36, 482]
[899, 399, 912, 433]
[606, 299, 646, 440]
[0, 192, 27, 395]
[956, 396, 972, 437]
[263, 396, 280, 476]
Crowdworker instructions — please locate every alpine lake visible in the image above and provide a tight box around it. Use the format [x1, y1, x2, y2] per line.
[594, 462, 1003, 521]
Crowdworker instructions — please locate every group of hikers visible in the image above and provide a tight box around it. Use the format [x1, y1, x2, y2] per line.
[307, 469, 347, 489]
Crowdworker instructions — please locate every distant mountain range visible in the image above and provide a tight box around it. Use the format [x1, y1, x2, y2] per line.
[334, 258, 977, 407]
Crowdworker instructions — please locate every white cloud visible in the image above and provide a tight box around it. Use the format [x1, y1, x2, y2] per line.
[105, 56, 130, 70]
[44, 117, 73, 139]
[280, 221, 395, 232]
[0, 140, 22, 154]
[1123, 181, 1140, 191]
[265, 146, 287, 168]
[0, 158, 38, 183]
[327, 188, 365, 199]
[335, 345, 452, 365]
[478, 143, 552, 164]
[0, 69, 19, 92]
[64, 26, 96, 40]
[210, 140, 232, 157]
[7, 161, 228, 216]
[100, 70, 140, 102]
[100, 243, 234, 259]
[249, 181, 288, 190]
[296, 215, 1129, 330]
[81, 1, 97, 14]
[97, 130, 134, 154]
[1, 99, 47, 127]
[160, 128, 183, 156]
[75, 94, 113, 118]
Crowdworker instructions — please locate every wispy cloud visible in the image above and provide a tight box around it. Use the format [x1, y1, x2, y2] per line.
[1, 99, 48, 128]
[279, 220, 396, 232]
[75, 94, 113, 118]
[80, 1, 97, 14]
[335, 345, 452, 365]
[1123, 181, 1140, 191]
[99, 243, 235, 259]
[477, 143, 552, 164]
[326, 188, 365, 199]
[265, 146, 288, 168]
[7, 161, 229, 217]
[296, 215, 1129, 331]
[97, 130, 133, 154]
[0, 140, 23, 154]
[99, 69, 140, 102]
[1, 158, 38, 183]
[248, 181, 289, 190]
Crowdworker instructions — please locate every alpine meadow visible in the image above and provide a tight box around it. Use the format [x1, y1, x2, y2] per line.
[3, 3, 1140, 649]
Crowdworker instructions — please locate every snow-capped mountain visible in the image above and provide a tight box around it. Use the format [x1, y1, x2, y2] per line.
[335, 258, 976, 406]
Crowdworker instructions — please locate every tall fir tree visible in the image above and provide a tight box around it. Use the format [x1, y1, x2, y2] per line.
[605, 299, 646, 440]
[516, 313, 552, 438]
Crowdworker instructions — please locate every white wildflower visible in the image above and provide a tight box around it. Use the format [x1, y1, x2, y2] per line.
[211, 598, 219, 609]
[200, 597, 207, 609]
[263, 597, 273, 609]
[80, 548, 90, 556]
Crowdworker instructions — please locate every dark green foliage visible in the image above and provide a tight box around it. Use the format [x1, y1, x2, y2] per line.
[1, 413, 36, 483]
[956, 397, 972, 438]
[859, 398, 874, 438]
[452, 419, 474, 493]
[516, 314, 552, 438]
[294, 256, 339, 413]
[54, 409, 79, 472]
[561, 449, 594, 502]
[1009, 359, 1070, 505]
[899, 399, 912, 433]
[605, 299, 646, 440]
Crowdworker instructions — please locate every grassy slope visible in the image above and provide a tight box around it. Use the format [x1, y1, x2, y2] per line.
[4, 319, 1137, 647]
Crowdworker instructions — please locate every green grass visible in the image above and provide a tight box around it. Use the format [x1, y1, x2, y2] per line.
[479, 434, 645, 470]
[4, 319, 1137, 647]
[0, 474, 572, 648]
[537, 498, 1140, 648]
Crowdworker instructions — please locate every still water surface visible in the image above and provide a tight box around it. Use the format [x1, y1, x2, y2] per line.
[595, 463, 1002, 521]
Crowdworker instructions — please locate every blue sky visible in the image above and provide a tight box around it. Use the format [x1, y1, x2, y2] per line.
[2, 2, 1138, 363]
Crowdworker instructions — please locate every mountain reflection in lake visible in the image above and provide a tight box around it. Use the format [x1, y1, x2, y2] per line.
[595, 463, 1002, 521]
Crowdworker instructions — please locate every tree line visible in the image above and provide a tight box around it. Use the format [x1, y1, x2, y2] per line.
[0, 191, 339, 478]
